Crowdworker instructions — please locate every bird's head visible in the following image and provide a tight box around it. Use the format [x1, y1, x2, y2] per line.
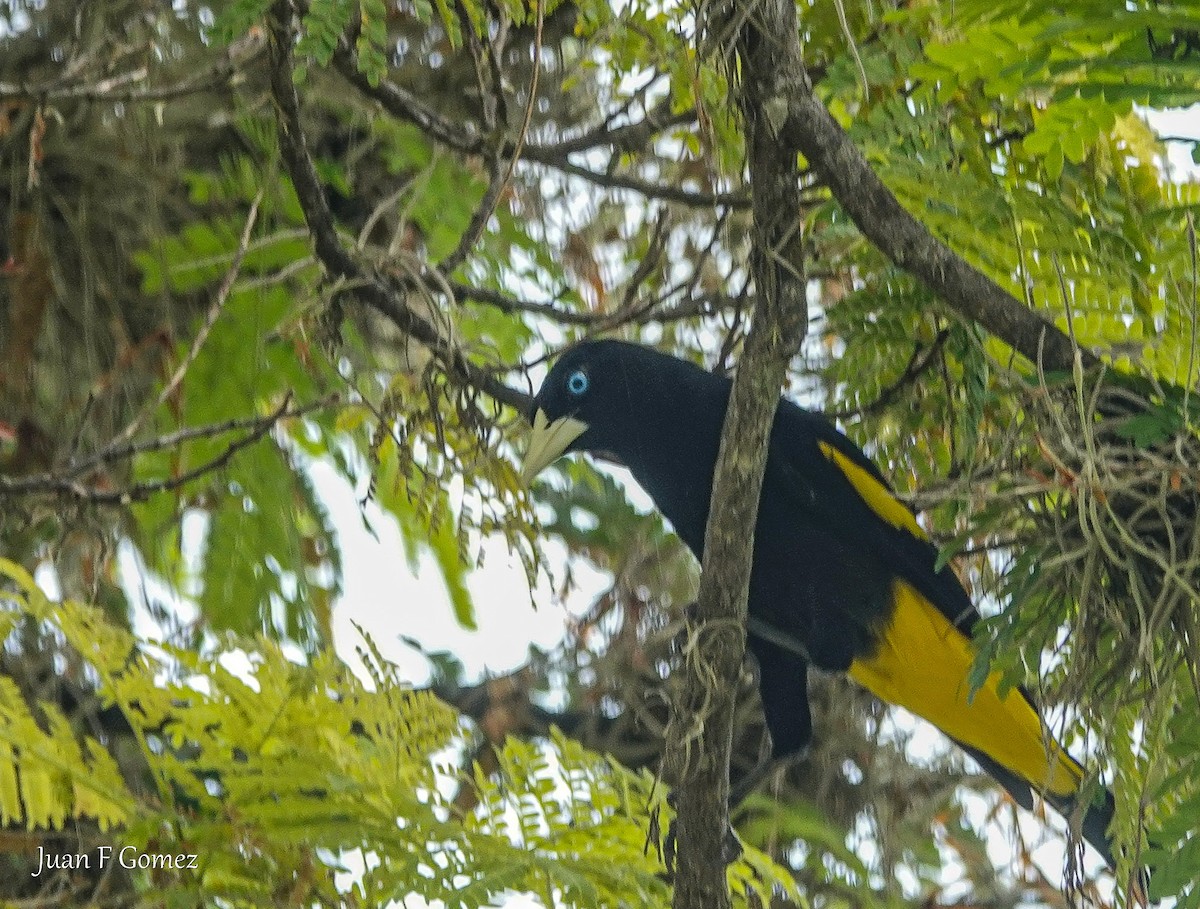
[520, 340, 639, 483]
[520, 340, 723, 484]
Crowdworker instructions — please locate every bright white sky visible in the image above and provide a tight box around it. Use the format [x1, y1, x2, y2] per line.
[316, 457, 611, 684]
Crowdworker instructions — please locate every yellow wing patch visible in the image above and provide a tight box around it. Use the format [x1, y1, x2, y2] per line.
[817, 441, 926, 539]
[849, 580, 1083, 798]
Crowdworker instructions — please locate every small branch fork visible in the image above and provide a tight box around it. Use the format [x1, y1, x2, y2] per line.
[0, 395, 336, 505]
[331, 50, 747, 211]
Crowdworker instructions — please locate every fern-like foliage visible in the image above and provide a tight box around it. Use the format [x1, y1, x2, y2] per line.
[0, 674, 133, 833]
[0, 559, 798, 908]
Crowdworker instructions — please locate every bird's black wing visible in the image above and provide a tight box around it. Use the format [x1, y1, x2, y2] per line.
[770, 402, 979, 635]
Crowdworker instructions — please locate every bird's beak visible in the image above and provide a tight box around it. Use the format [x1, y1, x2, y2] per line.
[520, 409, 588, 484]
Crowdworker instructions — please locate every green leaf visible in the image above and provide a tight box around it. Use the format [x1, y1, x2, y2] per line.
[1114, 404, 1183, 448]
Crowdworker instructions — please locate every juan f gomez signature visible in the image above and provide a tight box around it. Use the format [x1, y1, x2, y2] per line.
[32, 845, 199, 876]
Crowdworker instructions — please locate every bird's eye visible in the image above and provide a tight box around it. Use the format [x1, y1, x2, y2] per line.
[566, 369, 589, 396]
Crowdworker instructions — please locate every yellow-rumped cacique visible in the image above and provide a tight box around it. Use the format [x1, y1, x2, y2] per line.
[521, 339, 1121, 870]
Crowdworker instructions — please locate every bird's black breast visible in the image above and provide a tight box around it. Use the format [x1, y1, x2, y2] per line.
[636, 404, 899, 673]
[745, 458, 895, 672]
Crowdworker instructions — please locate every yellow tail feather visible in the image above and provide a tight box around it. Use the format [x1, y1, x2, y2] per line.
[848, 580, 1082, 798]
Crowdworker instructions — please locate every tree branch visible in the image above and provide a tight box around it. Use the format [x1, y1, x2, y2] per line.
[332, 48, 749, 210]
[0, 33, 264, 103]
[453, 281, 741, 330]
[531, 154, 751, 209]
[542, 98, 695, 156]
[664, 0, 809, 905]
[265, 1, 531, 416]
[777, 55, 1091, 372]
[0, 395, 331, 503]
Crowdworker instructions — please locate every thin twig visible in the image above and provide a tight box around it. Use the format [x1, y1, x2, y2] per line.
[828, 328, 951, 419]
[462, 0, 544, 268]
[0, 34, 265, 103]
[832, 0, 869, 101]
[537, 155, 751, 208]
[617, 209, 670, 313]
[0, 395, 331, 503]
[1185, 212, 1197, 419]
[113, 191, 264, 447]
[547, 98, 694, 157]
[436, 0, 506, 275]
[76, 400, 334, 478]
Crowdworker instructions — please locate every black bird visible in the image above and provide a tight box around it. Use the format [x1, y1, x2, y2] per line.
[522, 339, 1119, 870]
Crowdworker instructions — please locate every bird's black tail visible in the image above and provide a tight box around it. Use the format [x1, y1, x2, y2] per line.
[960, 741, 1135, 876]
[1046, 785, 1117, 869]
[1050, 787, 1154, 902]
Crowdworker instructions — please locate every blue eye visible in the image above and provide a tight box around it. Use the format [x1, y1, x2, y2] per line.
[566, 369, 589, 396]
